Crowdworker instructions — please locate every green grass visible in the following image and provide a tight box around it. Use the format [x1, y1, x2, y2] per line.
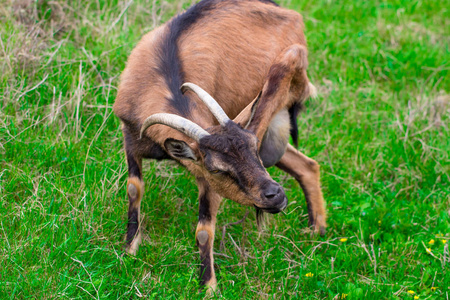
[1, 0, 449, 298]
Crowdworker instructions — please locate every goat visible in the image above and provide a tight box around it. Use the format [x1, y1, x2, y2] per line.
[113, 0, 327, 290]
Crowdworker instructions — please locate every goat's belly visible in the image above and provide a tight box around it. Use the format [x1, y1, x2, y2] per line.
[259, 109, 290, 167]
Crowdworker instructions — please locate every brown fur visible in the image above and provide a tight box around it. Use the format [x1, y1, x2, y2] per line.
[126, 176, 144, 254]
[276, 144, 327, 234]
[113, 0, 327, 290]
[127, 177, 143, 205]
[196, 122, 276, 207]
[113, 0, 308, 148]
[247, 44, 310, 141]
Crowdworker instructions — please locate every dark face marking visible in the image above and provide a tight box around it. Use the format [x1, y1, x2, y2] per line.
[200, 122, 262, 187]
[197, 121, 287, 211]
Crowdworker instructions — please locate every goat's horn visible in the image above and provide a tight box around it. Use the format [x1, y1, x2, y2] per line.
[180, 83, 230, 126]
[140, 113, 210, 142]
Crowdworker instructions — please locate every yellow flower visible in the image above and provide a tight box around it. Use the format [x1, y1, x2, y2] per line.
[407, 290, 415, 294]
[340, 238, 348, 242]
[305, 272, 314, 277]
[378, 220, 381, 225]
[442, 240, 447, 244]
[426, 248, 432, 254]
[341, 294, 348, 299]
[428, 239, 435, 245]
[414, 296, 419, 299]
[431, 287, 438, 291]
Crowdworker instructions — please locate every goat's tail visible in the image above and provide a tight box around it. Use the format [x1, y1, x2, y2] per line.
[288, 82, 317, 148]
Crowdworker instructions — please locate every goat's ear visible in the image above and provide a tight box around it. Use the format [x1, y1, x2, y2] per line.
[245, 91, 262, 129]
[164, 138, 198, 161]
[233, 91, 262, 129]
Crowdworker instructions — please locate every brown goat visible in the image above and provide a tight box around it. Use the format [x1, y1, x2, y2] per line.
[113, 0, 326, 290]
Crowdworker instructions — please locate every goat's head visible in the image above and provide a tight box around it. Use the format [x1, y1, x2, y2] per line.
[140, 83, 287, 213]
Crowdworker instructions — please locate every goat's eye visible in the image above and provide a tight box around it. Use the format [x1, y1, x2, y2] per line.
[210, 169, 228, 175]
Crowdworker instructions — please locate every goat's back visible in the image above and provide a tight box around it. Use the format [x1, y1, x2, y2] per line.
[114, 0, 306, 130]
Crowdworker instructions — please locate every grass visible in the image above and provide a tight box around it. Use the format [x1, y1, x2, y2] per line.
[0, 0, 449, 298]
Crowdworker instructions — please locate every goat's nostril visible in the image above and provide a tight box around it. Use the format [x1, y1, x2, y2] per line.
[264, 184, 281, 199]
[265, 191, 277, 198]
[259, 182, 287, 213]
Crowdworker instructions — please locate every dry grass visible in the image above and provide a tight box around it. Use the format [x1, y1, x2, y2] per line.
[1, 0, 449, 299]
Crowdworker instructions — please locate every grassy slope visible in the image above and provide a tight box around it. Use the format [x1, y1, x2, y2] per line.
[0, 0, 449, 298]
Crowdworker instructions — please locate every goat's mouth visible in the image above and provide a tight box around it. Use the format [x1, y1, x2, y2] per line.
[254, 197, 288, 214]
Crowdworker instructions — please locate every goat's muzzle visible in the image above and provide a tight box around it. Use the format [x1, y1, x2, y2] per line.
[254, 181, 287, 214]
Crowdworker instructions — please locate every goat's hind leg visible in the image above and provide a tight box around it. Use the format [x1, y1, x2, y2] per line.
[276, 144, 326, 235]
[125, 149, 144, 255]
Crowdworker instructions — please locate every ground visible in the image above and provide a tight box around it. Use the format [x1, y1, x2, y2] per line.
[0, 0, 449, 299]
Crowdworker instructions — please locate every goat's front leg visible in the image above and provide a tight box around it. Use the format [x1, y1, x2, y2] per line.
[276, 144, 326, 235]
[195, 177, 222, 291]
[125, 149, 144, 255]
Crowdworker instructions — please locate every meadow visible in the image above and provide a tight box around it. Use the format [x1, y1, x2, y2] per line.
[0, 0, 449, 298]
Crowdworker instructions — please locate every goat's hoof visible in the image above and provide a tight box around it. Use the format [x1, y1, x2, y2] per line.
[125, 232, 142, 255]
[319, 226, 326, 236]
[200, 281, 218, 298]
[311, 224, 326, 236]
